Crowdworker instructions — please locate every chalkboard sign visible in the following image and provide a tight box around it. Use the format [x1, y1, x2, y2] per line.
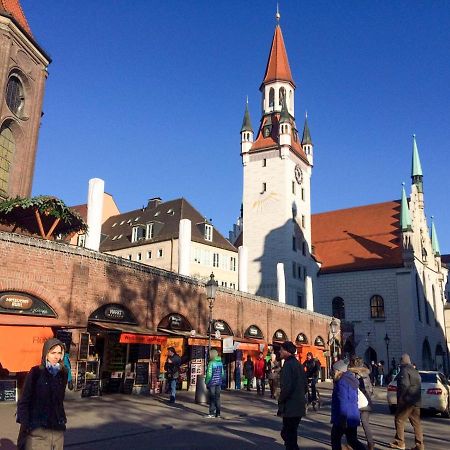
[0, 380, 17, 402]
[78, 333, 89, 360]
[81, 379, 100, 397]
[123, 378, 134, 394]
[106, 377, 121, 394]
[76, 361, 87, 390]
[56, 330, 72, 352]
[134, 362, 149, 385]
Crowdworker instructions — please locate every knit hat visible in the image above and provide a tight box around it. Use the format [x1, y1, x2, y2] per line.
[333, 360, 348, 373]
[400, 353, 411, 365]
[281, 341, 297, 355]
[209, 349, 218, 359]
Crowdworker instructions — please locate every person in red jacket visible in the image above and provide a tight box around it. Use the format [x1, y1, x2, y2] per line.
[255, 352, 266, 396]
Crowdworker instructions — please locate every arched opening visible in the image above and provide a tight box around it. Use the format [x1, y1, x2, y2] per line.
[89, 303, 137, 325]
[370, 295, 385, 318]
[273, 329, 288, 342]
[269, 88, 274, 108]
[210, 319, 233, 336]
[244, 324, 264, 340]
[0, 124, 15, 196]
[157, 313, 192, 332]
[364, 346, 377, 366]
[279, 86, 286, 105]
[332, 297, 345, 320]
[422, 339, 433, 370]
[435, 344, 445, 372]
[296, 333, 308, 345]
[314, 336, 325, 347]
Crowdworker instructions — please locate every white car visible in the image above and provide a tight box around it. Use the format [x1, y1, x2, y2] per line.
[387, 371, 450, 417]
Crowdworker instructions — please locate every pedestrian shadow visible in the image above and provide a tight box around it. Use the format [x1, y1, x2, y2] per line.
[0, 439, 16, 450]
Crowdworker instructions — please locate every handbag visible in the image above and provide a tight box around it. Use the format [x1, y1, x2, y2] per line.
[358, 388, 369, 409]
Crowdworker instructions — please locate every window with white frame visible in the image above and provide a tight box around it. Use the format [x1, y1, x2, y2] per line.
[146, 223, 155, 239]
[204, 224, 213, 241]
[132, 225, 146, 242]
[77, 234, 86, 247]
[230, 257, 236, 271]
[213, 253, 219, 267]
[127, 254, 132, 260]
[136, 253, 142, 261]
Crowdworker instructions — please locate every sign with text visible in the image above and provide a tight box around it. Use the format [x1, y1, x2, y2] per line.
[0, 380, 17, 402]
[0, 292, 56, 317]
[222, 337, 234, 354]
[187, 338, 221, 347]
[119, 333, 167, 345]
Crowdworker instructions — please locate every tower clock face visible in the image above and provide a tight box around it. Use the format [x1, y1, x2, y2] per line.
[294, 165, 303, 184]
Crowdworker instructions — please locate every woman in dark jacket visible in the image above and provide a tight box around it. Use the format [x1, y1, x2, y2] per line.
[17, 338, 68, 450]
[331, 360, 366, 450]
[243, 355, 254, 391]
[349, 357, 375, 450]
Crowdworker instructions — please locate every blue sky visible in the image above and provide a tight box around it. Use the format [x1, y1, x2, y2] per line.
[24, 1, 450, 252]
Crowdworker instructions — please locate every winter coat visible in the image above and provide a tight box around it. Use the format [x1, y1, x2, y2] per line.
[17, 338, 68, 431]
[243, 360, 254, 379]
[304, 358, 320, 378]
[397, 363, 421, 407]
[205, 356, 224, 387]
[331, 371, 360, 428]
[254, 358, 266, 379]
[349, 366, 373, 412]
[277, 355, 306, 418]
[267, 359, 281, 381]
[164, 354, 181, 380]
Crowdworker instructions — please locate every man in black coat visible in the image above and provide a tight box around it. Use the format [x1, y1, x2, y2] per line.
[389, 353, 424, 450]
[277, 341, 306, 450]
[164, 347, 181, 403]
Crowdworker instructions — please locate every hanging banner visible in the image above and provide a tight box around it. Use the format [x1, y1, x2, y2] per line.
[119, 333, 167, 345]
[222, 337, 234, 353]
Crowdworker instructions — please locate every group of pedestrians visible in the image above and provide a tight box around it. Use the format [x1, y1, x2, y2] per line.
[370, 360, 386, 386]
[243, 351, 282, 397]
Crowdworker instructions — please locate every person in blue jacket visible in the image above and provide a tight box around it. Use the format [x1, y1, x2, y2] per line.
[205, 349, 224, 418]
[330, 360, 366, 450]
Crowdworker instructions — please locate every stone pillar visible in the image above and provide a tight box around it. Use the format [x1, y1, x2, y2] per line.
[178, 219, 191, 276]
[305, 275, 314, 311]
[238, 246, 248, 292]
[277, 263, 286, 304]
[85, 178, 104, 251]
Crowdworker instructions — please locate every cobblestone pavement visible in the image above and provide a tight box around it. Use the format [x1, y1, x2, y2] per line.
[1, 385, 449, 449]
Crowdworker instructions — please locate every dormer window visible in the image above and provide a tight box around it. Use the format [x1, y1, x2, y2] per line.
[77, 234, 86, 247]
[205, 224, 213, 241]
[146, 223, 155, 239]
[263, 127, 270, 138]
[132, 225, 146, 242]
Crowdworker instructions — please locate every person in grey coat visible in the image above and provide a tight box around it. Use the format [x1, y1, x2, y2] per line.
[277, 341, 306, 450]
[389, 353, 424, 450]
[349, 357, 375, 450]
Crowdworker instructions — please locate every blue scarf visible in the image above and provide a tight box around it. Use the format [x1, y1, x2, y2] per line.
[46, 361, 61, 376]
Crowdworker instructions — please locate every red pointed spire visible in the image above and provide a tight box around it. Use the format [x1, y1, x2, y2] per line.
[262, 25, 294, 87]
[0, 0, 32, 36]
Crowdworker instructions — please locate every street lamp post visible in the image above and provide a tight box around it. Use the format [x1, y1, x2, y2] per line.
[330, 317, 338, 360]
[384, 333, 390, 372]
[205, 273, 218, 360]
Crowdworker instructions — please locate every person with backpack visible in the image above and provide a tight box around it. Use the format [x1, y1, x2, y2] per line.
[205, 349, 225, 418]
[349, 357, 375, 450]
[16, 338, 68, 450]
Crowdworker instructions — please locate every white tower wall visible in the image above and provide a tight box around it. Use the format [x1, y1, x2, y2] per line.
[238, 245, 248, 292]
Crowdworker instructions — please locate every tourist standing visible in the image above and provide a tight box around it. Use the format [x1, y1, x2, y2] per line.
[389, 353, 424, 450]
[277, 341, 306, 450]
[243, 355, 254, 391]
[254, 352, 266, 395]
[378, 361, 385, 386]
[164, 346, 181, 403]
[304, 351, 320, 404]
[330, 360, 366, 450]
[205, 349, 224, 418]
[16, 338, 68, 450]
[370, 361, 379, 386]
[268, 353, 281, 399]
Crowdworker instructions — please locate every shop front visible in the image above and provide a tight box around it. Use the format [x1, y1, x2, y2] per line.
[82, 303, 167, 396]
[296, 333, 328, 380]
[0, 291, 68, 401]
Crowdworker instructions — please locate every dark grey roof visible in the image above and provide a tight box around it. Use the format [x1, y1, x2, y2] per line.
[301, 117, 312, 145]
[241, 103, 253, 133]
[100, 198, 237, 253]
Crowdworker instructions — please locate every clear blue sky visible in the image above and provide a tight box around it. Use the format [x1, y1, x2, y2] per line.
[24, 1, 450, 252]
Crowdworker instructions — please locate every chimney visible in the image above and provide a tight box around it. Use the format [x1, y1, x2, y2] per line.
[147, 197, 162, 209]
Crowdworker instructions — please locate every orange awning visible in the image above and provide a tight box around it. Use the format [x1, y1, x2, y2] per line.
[297, 344, 326, 367]
[0, 326, 54, 372]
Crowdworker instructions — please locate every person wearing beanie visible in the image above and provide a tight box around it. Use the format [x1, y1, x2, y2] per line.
[389, 353, 424, 450]
[205, 349, 225, 418]
[330, 359, 366, 450]
[164, 346, 181, 403]
[16, 338, 68, 450]
[277, 341, 306, 450]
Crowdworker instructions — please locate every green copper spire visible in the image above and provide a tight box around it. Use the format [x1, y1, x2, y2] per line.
[241, 98, 253, 133]
[301, 111, 312, 145]
[279, 97, 290, 124]
[431, 216, 441, 256]
[411, 134, 423, 192]
[400, 182, 412, 231]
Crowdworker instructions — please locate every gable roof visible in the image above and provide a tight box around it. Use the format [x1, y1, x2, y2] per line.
[0, 0, 32, 36]
[312, 200, 403, 274]
[100, 198, 237, 253]
[262, 25, 294, 88]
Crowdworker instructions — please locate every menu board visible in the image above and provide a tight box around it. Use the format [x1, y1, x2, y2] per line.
[123, 378, 134, 394]
[0, 380, 17, 402]
[135, 362, 149, 385]
[76, 361, 87, 390]
[78, 333, 89, 360]
[81, 379, 100, 397]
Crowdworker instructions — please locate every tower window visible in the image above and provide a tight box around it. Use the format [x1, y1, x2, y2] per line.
[262, 182, 267, 193]
[297, 265, 302, 279]
[302, 241, 307, 256]
[6, 76, 24, 117]
[332, 297, 345, 320]
[262, 158, 267, 167]
[0, 125, 15, 196]
[279, 87, 286, 105]
[301, 188, 305, 201]
[292, 236, 297, 251]
[292, 262, 297, 278]
[297, 293, 304, 308]
[370, 295, 385, 319]
[292, 181, 296, 194]
[301, 215, 305, 228]
[269, 88, 274, 108]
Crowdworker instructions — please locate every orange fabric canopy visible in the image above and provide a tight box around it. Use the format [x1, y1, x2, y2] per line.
[0, 326, 54, 372]
[297, 344, 326, 367]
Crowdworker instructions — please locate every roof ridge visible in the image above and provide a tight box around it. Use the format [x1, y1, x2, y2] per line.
[313, 199, 401, 216]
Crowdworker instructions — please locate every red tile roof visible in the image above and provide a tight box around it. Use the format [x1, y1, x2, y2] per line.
[262, 25, 294, 87]
[312, 200, 403, 274]
[250, 113, 309, 164]
[0, 0, 32, 36]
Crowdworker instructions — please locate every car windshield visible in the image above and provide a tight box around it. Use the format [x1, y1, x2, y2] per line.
[419, 373, 437, 383]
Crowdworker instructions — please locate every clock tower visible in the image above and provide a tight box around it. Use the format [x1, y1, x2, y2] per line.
[240, 14, 317, 308]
